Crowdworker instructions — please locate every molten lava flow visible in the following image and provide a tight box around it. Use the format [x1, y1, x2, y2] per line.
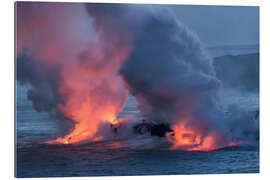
[167, 122, 214, 151]
[46, 62, 130, 145]
[46, 75, 127, 145]
[47, 99, 123, 145]
[167, 119, 241, 151]
[47, 55, 130, 144]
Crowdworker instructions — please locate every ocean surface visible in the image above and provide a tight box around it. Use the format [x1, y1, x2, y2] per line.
[16, 45, 260, 177]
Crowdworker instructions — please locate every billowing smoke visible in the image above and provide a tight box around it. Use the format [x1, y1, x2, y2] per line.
[119, 8, 219, 124]
[117, 5, 258, 150]
[16, 2, 132, 143]
[16, 2, 258, 149]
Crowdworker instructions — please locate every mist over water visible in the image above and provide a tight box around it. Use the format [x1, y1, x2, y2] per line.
[16, 3, 259, 150]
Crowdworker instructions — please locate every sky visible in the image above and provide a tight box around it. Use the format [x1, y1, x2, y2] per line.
[170, 5, 259, 47]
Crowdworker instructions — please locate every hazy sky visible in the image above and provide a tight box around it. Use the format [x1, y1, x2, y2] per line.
[170, 5, 259, 47]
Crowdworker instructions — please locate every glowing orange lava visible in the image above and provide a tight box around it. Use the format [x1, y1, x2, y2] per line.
[167, 123, 214, 151]
[167, 118, 241, 151]
[46, 64, 128, 145]
[47, 97, 122, 144]
[44, 33, 132, 145]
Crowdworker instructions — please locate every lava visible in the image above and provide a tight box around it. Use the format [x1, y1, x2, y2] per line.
[166, 120, 215, 151]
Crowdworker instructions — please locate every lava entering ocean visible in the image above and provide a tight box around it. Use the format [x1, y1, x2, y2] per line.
[16, 2, 259, 150]
[167, 121, 224, 151]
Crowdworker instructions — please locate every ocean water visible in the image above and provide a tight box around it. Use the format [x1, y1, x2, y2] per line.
[16, 46, 260, 177]
[206, 44, 259, 57]
[16, 142, 259, 177]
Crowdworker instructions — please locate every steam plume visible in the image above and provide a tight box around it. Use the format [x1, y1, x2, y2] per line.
[16, 3, 259, 149]
[117, 5, 258, 149]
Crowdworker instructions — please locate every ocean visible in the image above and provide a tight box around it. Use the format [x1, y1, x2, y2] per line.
[16, 45, 260, 177]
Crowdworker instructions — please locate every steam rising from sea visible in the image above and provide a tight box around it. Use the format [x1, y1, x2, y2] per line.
[16, 3, 259, 150]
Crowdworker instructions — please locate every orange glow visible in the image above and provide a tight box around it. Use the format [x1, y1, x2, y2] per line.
[46, 91, 124, 144]
[167, 118, 219, 151]
[107, 141, 123, 148]
[45, 44, 131, 145]
[18, 3, 133, 145]
[167, 117, 243, 151]
[189, 136, 216, 151]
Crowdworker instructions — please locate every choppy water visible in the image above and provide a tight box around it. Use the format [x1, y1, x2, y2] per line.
[16, 49, 260, 177]
[15, 84, 259, 177]
[16, 142, 259, 177]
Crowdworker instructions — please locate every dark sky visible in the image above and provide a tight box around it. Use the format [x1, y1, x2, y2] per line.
[170, 5, 259, 47]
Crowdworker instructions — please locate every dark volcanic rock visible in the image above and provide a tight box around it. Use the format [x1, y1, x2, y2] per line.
[133, 120, 173, 137]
